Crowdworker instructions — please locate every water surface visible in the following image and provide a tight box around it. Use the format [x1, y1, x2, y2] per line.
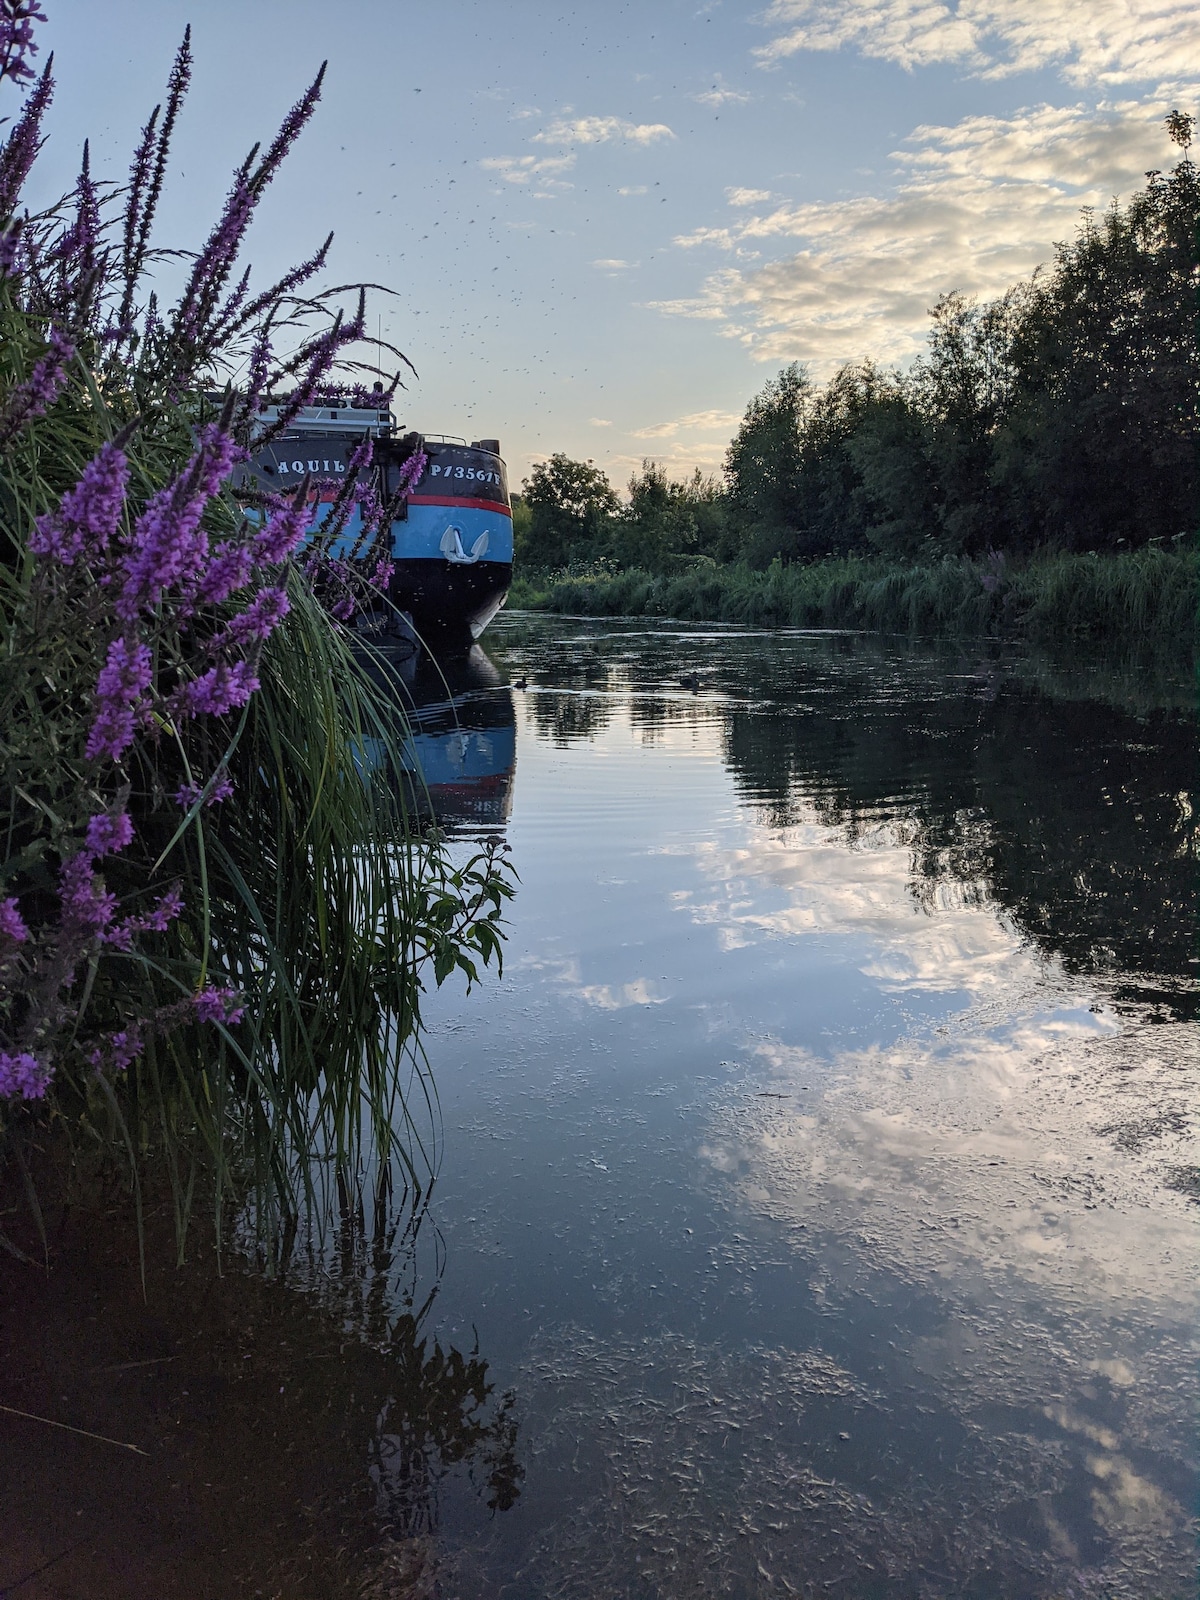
[7, 614, 1191, 1600]
[410, 615, 1197, 1599]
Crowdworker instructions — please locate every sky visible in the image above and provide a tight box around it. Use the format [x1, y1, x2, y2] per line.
[24, 0, 1200, 492]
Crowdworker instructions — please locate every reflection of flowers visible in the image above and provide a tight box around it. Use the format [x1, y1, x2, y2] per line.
[369, 1312, 524, 1541]
[979, 548, 1007, 595]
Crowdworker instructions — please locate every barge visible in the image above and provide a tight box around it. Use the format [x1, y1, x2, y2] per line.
[242, 402, 513, 651]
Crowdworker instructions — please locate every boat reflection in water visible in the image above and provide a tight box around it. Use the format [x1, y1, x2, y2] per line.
[363, 642, 516, 833]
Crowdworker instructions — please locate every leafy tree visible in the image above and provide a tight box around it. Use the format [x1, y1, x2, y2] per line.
[518, 453, 619, 569]
[724, 362, 809, 564]
[615, 460, 728, 571]
[995, 115, 1199, 550]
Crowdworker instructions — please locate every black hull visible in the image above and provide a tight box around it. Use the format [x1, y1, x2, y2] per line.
[390, 559, 512, 651]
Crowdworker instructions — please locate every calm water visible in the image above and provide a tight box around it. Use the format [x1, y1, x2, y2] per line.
[4, 616, 1195, 1600]
[380, 615, 1198, 1599]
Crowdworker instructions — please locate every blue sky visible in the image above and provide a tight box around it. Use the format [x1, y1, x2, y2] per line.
[26, 0, 1198, 491]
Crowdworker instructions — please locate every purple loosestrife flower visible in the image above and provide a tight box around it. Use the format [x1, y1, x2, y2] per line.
[141, 885, 184, 929]
[245, 326, 273, 411]
[0, 0, 45, 89]
[213, 586, 290, 651]
[0, 324, 73, 440]
[175, 175, 255, 344]
[88, 1025, 144, 1073]
[0, 897, 28, 943]
[104, 884, 184, 952]
[0, 220, 20, 276]
[118, 425, 241, 623]
[257, 296, 367, 444]
[224, 233, 332, 345]
[0, 56, 52, 218]
[91, 1025, 144, 1073]
[194, 540, 254, 605]
[254, 490, 310, 563]
[174, 772, 234, 809]
[370, 557, 395, 590]
[118, 31, 191, 335]
[193, 987, 245, 1026]
[85, 810, 134, 857]
[0, 1050, 51, 1100]
[31, 440, 128, 564]
[49, 140, 101, 283]
[59, 851, 116, 936]
[249, 64, 325, 198]
[86, 635, 152, 763]
[174, 771, 232, 807]
[176, 659, 259, 720]
[347, 436, 374, 476]
[396, 450, 428, 495]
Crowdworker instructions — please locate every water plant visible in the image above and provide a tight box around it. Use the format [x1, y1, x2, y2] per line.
[508, 544, 1199, 652]
[0, 16, 512, 1252]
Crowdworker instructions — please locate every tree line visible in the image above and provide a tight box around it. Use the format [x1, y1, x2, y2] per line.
[515, 115, 1197, 574]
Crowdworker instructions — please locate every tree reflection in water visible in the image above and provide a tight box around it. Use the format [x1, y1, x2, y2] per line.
[508, 622, 1194, 1004]
[0, 1162, 522, 1598]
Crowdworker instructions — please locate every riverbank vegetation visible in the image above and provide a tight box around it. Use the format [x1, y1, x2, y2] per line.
[512, 114, 1198, 647]
[0, 17, 510, 1255]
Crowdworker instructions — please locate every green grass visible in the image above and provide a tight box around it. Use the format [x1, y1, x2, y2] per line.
[508, 547, 1199, 651]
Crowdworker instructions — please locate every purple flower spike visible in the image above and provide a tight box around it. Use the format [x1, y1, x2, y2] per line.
[104, 883, 184, 951]
[0, 896, 28, 944]
[31, 440, 128, 565]
[0, 0, 46, 90]
[0, 55, 52, 218]
[254, 494, 310, 564]
[87, 635, 152, 762]
[118, 425, 240, 622]
[176, 658, 260, 719]
[59, 851, 117, 935]
[195, 540, 254, 605]
[0, 324, 73, 440]
[107, 1027, 143, 1071]
[214, 586, 290, 651]
[396, 450, 427, 495]
[0, 220, 21, 276]
[193, 986, 245, 1026]
[85, 810, 134, 856]
[0, 1049, 51, 1100]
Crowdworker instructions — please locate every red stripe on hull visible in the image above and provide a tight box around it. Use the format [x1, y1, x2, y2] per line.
[407, 494, 512, 516]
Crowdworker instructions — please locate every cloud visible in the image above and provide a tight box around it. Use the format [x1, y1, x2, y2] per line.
[694, 81, 753, 107]
[618, 185, 649, 195]
[633, 408, 743, 438]
[592, 258, 640, 270]
[652, 99, 1182, 372]
[533, 115, 675, 146]
[577, 978, 668, 1009]
[589, 417, 614, 427]
[480, 153, 576, 189]
[756, 0, 1200, 87]
[726, 186, 774, 206]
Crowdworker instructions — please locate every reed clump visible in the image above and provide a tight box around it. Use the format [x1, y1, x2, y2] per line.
[508, 545, 1198, 651]
[0, 20, 511, 1253]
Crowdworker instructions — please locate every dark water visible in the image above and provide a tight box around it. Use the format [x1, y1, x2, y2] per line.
[398, 616, 1198, 1599]
[5, 615, 1194, 1600]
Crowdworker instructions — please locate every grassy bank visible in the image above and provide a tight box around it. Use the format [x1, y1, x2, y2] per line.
[508, 548, 1198, 650]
